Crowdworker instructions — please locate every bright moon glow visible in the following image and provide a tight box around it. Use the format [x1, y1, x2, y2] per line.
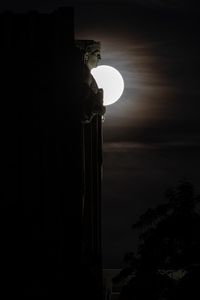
[91, 65, 124, 106]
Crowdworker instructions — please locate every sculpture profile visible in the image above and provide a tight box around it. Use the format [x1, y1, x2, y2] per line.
[75, 40, 106, 123]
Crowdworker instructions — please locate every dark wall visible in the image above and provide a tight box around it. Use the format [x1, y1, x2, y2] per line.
[2, 8, 85, 296]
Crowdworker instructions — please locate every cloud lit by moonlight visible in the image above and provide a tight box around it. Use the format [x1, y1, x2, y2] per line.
[91, 65, 124, 106]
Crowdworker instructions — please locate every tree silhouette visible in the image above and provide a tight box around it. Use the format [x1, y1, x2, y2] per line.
[113, 180, 200, 300]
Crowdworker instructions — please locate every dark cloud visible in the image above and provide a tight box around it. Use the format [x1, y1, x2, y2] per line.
[133, 0, 200, 12]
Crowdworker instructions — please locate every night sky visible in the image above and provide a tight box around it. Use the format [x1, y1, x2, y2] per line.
[75, 2, 200, 268]
[2, 1, 200, 268]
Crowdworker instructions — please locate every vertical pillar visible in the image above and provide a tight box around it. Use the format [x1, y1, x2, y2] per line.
[82, 114, 103, 299]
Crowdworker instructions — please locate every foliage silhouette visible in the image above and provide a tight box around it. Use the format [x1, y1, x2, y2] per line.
[113, 180, 200, 300]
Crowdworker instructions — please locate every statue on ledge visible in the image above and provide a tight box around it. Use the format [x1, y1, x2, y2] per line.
[75, 40, 106, 123]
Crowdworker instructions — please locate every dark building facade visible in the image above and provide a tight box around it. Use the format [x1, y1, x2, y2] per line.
[2, 8, 103, 298]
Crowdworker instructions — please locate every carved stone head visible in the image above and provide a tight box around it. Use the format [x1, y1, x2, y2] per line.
[75, 40, 101, 71]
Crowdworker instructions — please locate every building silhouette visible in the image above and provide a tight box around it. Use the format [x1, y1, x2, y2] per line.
[2, 7, 103, 298]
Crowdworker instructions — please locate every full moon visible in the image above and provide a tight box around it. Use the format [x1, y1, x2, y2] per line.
[91, 65, 124, 106]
